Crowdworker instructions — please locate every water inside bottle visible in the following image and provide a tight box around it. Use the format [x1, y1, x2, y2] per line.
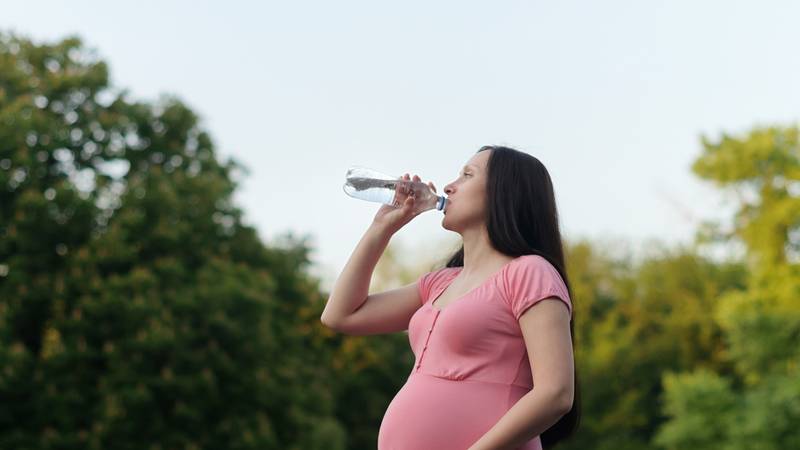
[344, 176, 405, 206]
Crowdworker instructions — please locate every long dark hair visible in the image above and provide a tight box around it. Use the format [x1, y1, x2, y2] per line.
[443, 145, 580, 448]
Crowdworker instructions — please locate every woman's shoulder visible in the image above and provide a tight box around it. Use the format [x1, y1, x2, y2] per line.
[426, 264, 461, 276]
[501, 253, 566, 291]
[502, 253, 572, 318]
[417, 266, 459, 304]
[507, 253, 556, 271]
[418, 265, 460, 288]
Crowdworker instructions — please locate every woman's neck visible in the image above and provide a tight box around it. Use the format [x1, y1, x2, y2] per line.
[459, 227, 512, 277]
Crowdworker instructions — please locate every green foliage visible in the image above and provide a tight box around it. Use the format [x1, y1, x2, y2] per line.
[654, 124, 800, 449]
[692, 126, 800, 275]
[654, 369, 737, 450]
[0, 32, 339, 449]
[555, 242, 745, 450]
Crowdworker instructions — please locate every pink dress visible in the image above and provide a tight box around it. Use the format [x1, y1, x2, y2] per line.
[377, 254, 573, 450]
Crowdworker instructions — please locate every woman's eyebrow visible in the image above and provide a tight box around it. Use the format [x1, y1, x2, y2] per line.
[463, 164, 478, 171]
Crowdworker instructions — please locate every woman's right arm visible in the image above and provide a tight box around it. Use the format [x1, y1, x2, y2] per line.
[320, 173, 435, 335]
[320, 222, 393, 327]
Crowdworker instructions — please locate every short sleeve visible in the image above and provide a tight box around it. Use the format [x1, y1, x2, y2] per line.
[501, 255, 572, 320]
[417, 271, 435, 306]
[416, 267, 453, 306]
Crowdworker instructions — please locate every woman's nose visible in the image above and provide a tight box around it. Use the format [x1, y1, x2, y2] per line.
[444, 184, 454, 195]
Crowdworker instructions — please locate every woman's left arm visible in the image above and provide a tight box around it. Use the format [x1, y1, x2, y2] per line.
[468, 297, 574, 450]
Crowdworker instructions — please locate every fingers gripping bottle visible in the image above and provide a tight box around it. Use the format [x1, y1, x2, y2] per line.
[343, 166, 447, 214]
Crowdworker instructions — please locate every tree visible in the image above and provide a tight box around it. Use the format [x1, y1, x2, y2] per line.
[654, 125, 800, 450]
[557, 240, 744, 450]
[0, 32, 339, 449]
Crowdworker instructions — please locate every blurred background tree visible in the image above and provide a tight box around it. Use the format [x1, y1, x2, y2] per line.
[654, 126, 800, 450]
[0, 32, 339, 450]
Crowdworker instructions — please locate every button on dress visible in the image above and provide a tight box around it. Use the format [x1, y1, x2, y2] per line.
[377, 254, 573, 450]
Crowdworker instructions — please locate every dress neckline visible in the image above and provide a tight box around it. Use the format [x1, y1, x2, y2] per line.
[429, 257, 520, 312]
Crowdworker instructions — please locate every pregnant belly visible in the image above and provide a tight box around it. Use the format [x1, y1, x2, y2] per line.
[377, 372, 542, 450]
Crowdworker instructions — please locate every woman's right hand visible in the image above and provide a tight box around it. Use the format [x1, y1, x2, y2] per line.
[371, 173, 436, 235]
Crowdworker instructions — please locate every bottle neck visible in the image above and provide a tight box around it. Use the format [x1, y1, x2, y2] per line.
[436, 196, 446, 211]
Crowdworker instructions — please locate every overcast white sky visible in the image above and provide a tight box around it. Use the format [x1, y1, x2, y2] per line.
[5, 1, 800, 291]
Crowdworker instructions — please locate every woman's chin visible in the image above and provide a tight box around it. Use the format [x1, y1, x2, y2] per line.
[441, 215, 457, 231]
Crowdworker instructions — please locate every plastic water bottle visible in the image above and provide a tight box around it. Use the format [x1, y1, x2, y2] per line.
[343, 166, 448, 214]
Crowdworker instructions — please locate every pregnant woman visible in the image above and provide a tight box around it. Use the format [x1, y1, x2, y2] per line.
[321, 145, 579, 449]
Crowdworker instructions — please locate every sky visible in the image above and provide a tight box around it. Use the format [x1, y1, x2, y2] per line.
[4, 1, 800, 292]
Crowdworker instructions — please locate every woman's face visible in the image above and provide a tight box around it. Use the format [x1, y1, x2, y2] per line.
[441, 150, 490, 232]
